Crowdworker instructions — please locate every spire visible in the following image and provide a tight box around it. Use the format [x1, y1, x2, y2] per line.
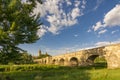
[38, 49, 42, 57]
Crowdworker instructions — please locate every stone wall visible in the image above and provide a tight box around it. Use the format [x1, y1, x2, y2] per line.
[104, 44, 120, 69]
[34, 43, 120, 69]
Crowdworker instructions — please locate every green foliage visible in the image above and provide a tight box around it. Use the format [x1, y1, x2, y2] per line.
[94, 56, 106, 63]
[0, 64, 60, 72]
[0, 52, 21, 64]
[0, 75, 15, 80]
[0, 51, 33, 64]
[0, 64, 120, 80]
[0, 0, 42, 64]
[18, 52, 33, 64]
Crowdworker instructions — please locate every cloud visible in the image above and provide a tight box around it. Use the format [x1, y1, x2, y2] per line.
[42, 45, 81, 55]
[74, 34, 78, 37]
[66, 0, 72, 6]
[112, 39, 120, 43]
[92, 4, 120, 34]
[111, 30, 119, 34]
[74, 0, 80, 7]
[103, 4, 120, 27]
[71, 7, 82, 19]
[87, 28, 91, 32]
[33, 0, 87, 36]
[98, 29, 107, 35]
[81, 0, 87, 9]
[95, 41, 111, 46]
[37, 25, 47, 37]
[93, 0, 104, 10]
[0, 46, 3, 51]
[92, 21, 103, 31]
[21, 0, 26, 2]
[95, 39, 120, 47]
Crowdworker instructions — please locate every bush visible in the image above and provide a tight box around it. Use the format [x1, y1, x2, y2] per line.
[0, 75, 15, 80]
[0, 64, 60, 72]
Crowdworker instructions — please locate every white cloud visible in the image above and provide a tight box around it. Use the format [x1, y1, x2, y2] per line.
[112, 30, 119, 34]
[0, 46, 2, 49]
[95, 41, 111, 46]
[42, 45, 82, 55]
[46, 15, 58, 23]
[87, 29, 91, 32]
[103, 4, 120, 27]
[75, 0, 81, 7]
[93, 0, 104, 10]
[33, 0, 87, 36]
[98, 29, 107, 35]
[71, 7, 82, 19]
[37, 25, 47, 37]
[112, 39, 120, 44]
[74, 34, 78, 37]
[95, 40, 120, 47]
[92, 4, 120, 34]
[66, 0, 72, 6]
[48, 24, 60, 35]
[92, 21, 103, 31]
[81, 0, 87, 9]
[21, 0, 26, 2]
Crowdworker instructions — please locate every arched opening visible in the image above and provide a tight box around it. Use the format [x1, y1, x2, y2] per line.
[52, 59, 56, 65]
[94, 56, 107, 67]
[86, 55, 107, 67]
[70, 57, 78, 66]
[39, 61, 41, 64]
[45, 60, 46, 64]
[86, 55, 99, 65]
[59, 58, 65, 66]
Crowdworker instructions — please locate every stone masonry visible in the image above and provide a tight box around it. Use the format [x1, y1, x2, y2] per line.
[34, 43, 120, 69]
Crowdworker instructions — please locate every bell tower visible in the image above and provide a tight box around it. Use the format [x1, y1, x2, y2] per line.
[38, 49, 42, 57]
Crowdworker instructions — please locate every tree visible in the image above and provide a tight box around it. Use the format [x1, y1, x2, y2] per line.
[18, 52, 33, 64]
[0, 0, 42, 64]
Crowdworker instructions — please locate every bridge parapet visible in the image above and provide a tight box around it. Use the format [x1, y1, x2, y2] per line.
[34, 43, 120, 69]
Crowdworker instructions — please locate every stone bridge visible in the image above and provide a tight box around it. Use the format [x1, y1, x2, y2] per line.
[34, 43, 120, 69]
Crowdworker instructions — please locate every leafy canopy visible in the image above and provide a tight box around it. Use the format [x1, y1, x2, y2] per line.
[0, 0, 42, 54]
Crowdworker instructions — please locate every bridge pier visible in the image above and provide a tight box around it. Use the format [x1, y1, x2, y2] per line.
[104, 44, 120, 69]
[34, 43, 120, 69]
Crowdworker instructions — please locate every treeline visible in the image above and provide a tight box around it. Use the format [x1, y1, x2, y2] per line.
[0, 50, 51, 65]
[0, 52, 33, 65]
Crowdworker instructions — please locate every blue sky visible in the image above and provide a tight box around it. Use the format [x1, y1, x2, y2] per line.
[20, 0, 120, 56]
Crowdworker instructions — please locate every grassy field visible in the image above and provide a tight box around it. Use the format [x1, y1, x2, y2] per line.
[0, 64, 120, 80]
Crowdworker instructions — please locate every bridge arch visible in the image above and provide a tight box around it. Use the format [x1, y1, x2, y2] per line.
[59, 58, 65, 66]
[44, 60, 46, 64]
[52, 59, 56, 65]
[86, 55, 99, 65]
[70, 57, 78, 66]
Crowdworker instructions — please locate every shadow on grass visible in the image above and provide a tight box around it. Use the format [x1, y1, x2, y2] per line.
[0, 67, 90, 80]
[0, 63, 107, 80]
[35, 66, 91, 80]
[0, 75, 15, 80]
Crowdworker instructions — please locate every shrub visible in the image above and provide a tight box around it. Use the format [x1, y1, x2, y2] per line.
[0, 64, 60, 72]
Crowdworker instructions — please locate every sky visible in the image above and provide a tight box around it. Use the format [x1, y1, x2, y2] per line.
[20, 0, 120, 56]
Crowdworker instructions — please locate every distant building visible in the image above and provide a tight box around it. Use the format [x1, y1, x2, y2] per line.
[33, 49, 51, 59]
[38, 49, 42, 57]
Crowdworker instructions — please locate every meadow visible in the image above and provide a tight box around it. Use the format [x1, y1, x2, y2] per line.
[0, 64, 120, 80]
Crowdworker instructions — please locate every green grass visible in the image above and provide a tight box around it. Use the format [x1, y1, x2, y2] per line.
[0, 64, 120, 80]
